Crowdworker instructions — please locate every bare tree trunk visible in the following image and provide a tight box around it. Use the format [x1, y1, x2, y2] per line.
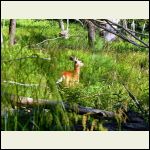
[141, 22, 146, 40]
[9, 19, 16, 46]
[87, 20, 95, 48]
[59, 19, 65, 31]
[131, 19, 135, 36]
[142, 22, 146, 33]
[59, 19, 69, 39]
[123, 19, 128, 29]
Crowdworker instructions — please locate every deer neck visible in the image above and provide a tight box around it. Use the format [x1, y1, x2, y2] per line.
[74, 65, 80, 75]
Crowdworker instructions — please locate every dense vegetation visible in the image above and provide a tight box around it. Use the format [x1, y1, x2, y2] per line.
[1, 19, 149, 131]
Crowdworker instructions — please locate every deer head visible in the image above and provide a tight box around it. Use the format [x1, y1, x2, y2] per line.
[69, 56, 84, 67]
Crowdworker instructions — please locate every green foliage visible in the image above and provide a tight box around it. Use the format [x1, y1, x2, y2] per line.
[1, 19, 149, 131]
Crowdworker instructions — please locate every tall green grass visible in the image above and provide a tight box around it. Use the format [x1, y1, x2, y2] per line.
[1, 19, 149, 130]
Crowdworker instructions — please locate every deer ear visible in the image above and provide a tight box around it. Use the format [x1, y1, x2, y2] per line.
[74, 57, 78, 61]
[69, 56, 74, 61]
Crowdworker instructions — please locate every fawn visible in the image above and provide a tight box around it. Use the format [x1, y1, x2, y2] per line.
[56, 56, 84, 87]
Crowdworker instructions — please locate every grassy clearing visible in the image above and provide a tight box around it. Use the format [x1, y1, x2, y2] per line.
[1, 19, 149, 131]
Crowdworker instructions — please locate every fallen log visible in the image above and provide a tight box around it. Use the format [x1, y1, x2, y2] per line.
[3, 93, 115, 119]
[2, 93, 149, 131]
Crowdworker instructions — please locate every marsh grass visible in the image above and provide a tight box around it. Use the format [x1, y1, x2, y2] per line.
[1, 19, 149, 131]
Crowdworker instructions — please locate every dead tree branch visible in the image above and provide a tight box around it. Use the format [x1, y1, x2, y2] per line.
[87, 19, 149, 48]
[2, 54, 51, 63]
[91, 20, 146, 48]
[122, 84, 145, 114]
[105, 19, 149, 48]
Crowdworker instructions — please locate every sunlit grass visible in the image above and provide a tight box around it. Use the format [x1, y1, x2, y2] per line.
[1, 19, 149, 131]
